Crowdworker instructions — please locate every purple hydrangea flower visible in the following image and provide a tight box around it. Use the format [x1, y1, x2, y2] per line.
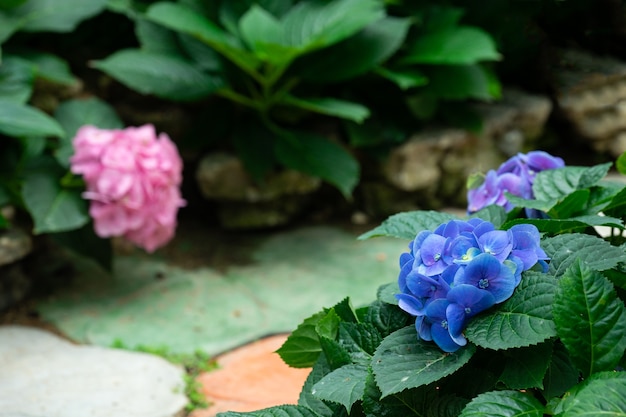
[467, 151, 565, 215]
[396, 218, 548, 352]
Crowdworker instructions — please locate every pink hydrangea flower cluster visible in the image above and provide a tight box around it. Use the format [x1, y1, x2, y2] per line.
[70, 124, 186, 252]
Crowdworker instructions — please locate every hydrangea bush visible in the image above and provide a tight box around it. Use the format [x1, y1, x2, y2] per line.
[218, 151, 626, 417]
[70, 124, 185, 252]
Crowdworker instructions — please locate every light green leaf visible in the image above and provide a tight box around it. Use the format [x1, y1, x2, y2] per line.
[54, 97, 123, 167]
[401, 26, 501, 65]
[277, 310, 327, 368]
[460, 390, 544, 417]
[358, 210, 459, 240]
[217, 405, 322, 417]
[556, 374, 626, 417]
[146, 2, 260, 74]
[274, 130, 359, 198]
[281, 96, 370, 123]
[239, 4, 288, 63]
[92, 49, 221, 101]
[0, 100, 65, 138]
[617, 151, 626, 176]
[372, 326, 475, 397]
[135, 18, 180, 55]
[0, 11, 21, 43]
[12, 0, 107, 32]
[542, 234, 626, 278]
[0, 55, 34, 103]
[312, 364, 369, 413]
[470, 205, 507, 228]
[499, 341, 553, 390]
[281, 0, 384, 51]
[532, 163, 612, 201]
[375, 66, 428, 90]
[465, 272, 557, 349]
[16, 51, 77, 85]
[553, 260, 626, 377]
[22, 157, 89, 234]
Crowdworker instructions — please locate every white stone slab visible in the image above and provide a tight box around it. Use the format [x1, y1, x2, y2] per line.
[0, 325, 187, 417]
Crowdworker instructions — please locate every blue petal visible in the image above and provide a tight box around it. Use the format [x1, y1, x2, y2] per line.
[447, 284, 496, 316]
[416, 316, 432, 341]
[457, 253, 517, 303]
[431, 320, 462, 353]
[478, 230, 513, 261]
[445, 303, 469, 346]
[396, 293, 425, 316]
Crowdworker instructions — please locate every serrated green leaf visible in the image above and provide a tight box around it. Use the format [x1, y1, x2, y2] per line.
[427, 394, 470, 417]
[542, 342, 579, 400]
[372, 326, 475, 397]
[277, 310, 327, 368]
[401, 26, 500, 65]
[274, 130, 359, 198]
[22, 157, 89, 234]
[339, 322, 381, 358]
[298, 355, 344, 417]
[500, 341, 553, 390]
[358, 210, 459, 240]
[281, 96, 370, 123]
[146, 2, 260, 74]
[459, 390, 544, 417]
[312, 364, 368, 413]
[542, 234, 626, 277]
[364, 300, 412, 337]
[532, 164, 612, 202]
[552, 371, 626, 416]
[465, 272, 557, 350]
[11, 0, 107, 32]
[92, 49, 221, 101]
[316, 309, 341, 340]
[377, 282, 400, 306]
[502, 215, 624, 236]
[54, 97, 123, 167]
[331, 297, 358, 323]
[217, 405, 322, 417]
[556, 374, 626, 417]
[0, 100, 65, 138]
[470, 205, 507, 228]
[548, 189, 590, 218]
[553, 260, 626, 377]
[0, 56, 34, 103]
[319, 335, 352, 370]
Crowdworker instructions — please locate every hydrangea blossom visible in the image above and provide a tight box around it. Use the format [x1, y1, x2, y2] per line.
[396, 218, 548, 352]
[467, 151, 565, 215]
[70, 124, 185, 252]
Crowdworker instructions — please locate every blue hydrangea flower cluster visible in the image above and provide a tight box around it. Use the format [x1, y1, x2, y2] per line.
[396, 218, 548, 352]
[467, 151, 565, 215]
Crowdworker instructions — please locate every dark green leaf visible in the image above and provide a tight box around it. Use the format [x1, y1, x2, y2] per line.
[358, 210, 459, 240]
[22, 157, 89, 234]
[552, 371, 626, 415]
[12, 0, 107, 32]
[548, 189, 590, 219]
[52, 222, 112, 271]
[532, 163, 612, 201]
[17, 51, 77, 85]
[274, 130, 359, 198]
[319, 335, 352, 370]
[232, 120, 276, 181]
[557, 373, 626, 417]
[331, 298, 358, 323]
[239, 5, 291, 64]
[277, 310, 327, 368]
[281, 96, 370, 123]
[135, 18, 180, 55]
[377, 282, 400, 306]
[372, 326, 475, 397]
[470, 205, 507, 228]
[0, 56, 34, 103]
[92, 49, 222, 101]
[542, 234, 626, 278]
[499, 341, 553, 390]
[459, 390, 544, 417]
[338, 322, 382, 357]
[617, 152, 626, 176]
[298, 355, 344, 417]
[217, 405, 322, 417]
[421, 64, 500, 101]
[0, 100, 65, 138]
[553, 260, 626, 377]
[363, 300, 411, 337]
[502, 215, 624, 236]
[401, 26, 500, 65]
[542, 342, 579, 400]
[465, 272, 557, 349]
[375, 66, 428, 90]
[177, 33, 223, 72]
[312, 364, 369, 413]
[54, 97, 123, 167]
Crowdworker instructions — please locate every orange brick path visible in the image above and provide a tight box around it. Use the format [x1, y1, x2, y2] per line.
[190, 334, 311, 417]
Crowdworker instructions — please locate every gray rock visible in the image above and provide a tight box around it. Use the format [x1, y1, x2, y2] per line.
[0, 325, 188, 417]
[552, 49, 626, 156]
[0, 228, 32, 267]
[0, 228, 34, 311]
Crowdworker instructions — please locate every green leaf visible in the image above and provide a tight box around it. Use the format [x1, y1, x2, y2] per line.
[375, 66, 428, 90]
[533, 163, 612, 201]
[297, 17, 412, 83]
[465, 272, 557, 350]
[502, 215, 624, 236]
[401, 26, 501, 65]
[52, 222, 112, 271]
[281, 0, 384, 51]
[17, 51, 77, 85]
[281, 96, 370, 123]
[364, 300, 411, 337]
[177, 33, 223, 72]
[470, 205, 507, 228]
[372, 326, 475, 398]
[557, 374, 626, 417]
[0, 11, 21, 43]
[552, 372, 626, 416]
[617, 151, 626, 176]
[542, 234, 626, 278]
[358, 210, 459, 240]
[422, 64, 500, 101]
[0, 56, 34, 103]
[0, 100, 65, 138]
[135, 18, 181, 55]
[146, 2, 260, 74]
[22, 157, 89, 234]
[377, 282, 400, 306]
[548, 189, 590, 218]
[459, 390, 544, 417]
[542, 342, 579, 400]
[274, 130, 359, 198]
[553, 260, 626, 377]
[92, 49, 221, 101]
[277, 310, 327, 368]
[312, 364, 369, 413]
[298, 355, 344, 417]
[338, 322, 382, 358]
[499, 341, 553, 390]
[12, 0, 107, 32]
[239, 5, 288, 63]
[53, 97, 123, 167]
[0, 0, 27, 9]
[217, 405, 322, 417]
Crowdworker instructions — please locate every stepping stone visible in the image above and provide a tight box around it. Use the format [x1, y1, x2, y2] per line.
[0, 325, 188, 417]
[190, 334, 311, 417]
